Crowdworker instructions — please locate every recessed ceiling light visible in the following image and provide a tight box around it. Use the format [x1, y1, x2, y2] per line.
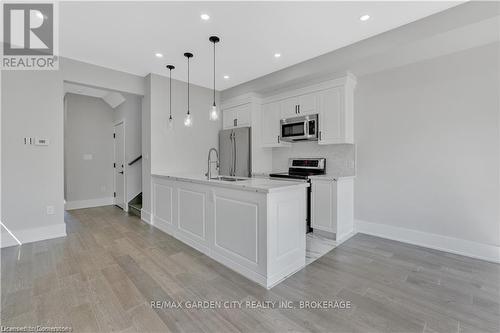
[223, 75, 229, 79]
[360, 14, 370, 21]
[274, 53, 281, 58]
[155, 53, 163, 58]
[200, 13, 210, 21]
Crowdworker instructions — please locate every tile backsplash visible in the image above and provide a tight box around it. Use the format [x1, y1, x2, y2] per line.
[272, 142, 356, 176]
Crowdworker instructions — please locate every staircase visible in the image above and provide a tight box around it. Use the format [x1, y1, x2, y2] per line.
[128, 192, 142, 218]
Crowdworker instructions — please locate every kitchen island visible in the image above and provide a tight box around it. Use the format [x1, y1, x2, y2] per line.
[150, 174, 309, 288]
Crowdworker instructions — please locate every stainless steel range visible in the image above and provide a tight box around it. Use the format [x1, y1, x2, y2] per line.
[269, 158, 326, 232]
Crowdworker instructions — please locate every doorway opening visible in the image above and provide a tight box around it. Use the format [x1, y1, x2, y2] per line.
[63, 82, 142, 215]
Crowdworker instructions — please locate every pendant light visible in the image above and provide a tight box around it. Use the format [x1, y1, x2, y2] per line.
[166, 65, 175, 129]
[208, 36, 220, 121]
[183, 52, 193, 127]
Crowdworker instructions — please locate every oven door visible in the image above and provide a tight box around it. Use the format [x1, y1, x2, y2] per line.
[280, 114, 318, 142]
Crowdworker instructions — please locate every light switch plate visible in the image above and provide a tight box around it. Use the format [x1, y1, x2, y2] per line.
[46, 206, 55, 215]
[34, 137, 49, 146]
[83, 154, 93, 160]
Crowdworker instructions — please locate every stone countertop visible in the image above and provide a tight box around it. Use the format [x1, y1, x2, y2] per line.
[152, 173, 309, 193]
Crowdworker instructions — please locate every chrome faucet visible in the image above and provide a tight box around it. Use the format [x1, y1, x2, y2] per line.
[206, 148, 219, 180]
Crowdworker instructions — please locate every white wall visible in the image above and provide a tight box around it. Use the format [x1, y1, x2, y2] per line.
[64, 93, 114, 204]
[139, 74, 221, 218]
[272, 143, 355, 176]
[113, 92, 142, 202]
[149, 73, 221, 175]
[355, 42, 499, 248]
[1, 70, 66, 243]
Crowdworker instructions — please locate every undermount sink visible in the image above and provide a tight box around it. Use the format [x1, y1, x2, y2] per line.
[212, 176, 247, 182]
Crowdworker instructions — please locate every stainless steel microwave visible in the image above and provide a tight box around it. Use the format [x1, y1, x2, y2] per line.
[280, 114, 318, 142]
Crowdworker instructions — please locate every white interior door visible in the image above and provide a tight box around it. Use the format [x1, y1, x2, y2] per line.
[114, 122, 125, 209]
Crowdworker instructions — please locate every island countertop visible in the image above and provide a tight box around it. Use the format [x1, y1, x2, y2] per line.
[152, 173, 309, 193]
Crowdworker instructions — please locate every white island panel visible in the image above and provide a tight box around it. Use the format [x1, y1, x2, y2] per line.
[150, 174, 308, 288]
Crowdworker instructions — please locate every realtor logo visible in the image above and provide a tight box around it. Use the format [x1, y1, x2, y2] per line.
[2, 2, 58, 69]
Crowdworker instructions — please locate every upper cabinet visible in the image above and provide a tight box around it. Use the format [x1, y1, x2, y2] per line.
[262, 73, 356, 146]
[261, 101, 289, 147]
[280, 92, 318, 119]
[222, 103, 251, 129]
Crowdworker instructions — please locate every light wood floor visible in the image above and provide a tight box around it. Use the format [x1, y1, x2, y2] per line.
[1, 206, 499, 332]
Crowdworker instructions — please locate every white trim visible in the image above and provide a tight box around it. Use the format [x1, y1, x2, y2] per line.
[141, 209, 151, 224]
[221, 93, 262, 110]
[1, 228, 21, 248]
[2, 224, 67, 246]
[355, 219, 500, 264]
[262, 72, 357, 104]
[65, 197, 115, 210]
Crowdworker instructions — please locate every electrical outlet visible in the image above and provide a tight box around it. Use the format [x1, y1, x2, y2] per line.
[46, 206, 55, 215]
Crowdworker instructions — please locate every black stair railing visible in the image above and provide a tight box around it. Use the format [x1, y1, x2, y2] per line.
[128, 155, 142, 166]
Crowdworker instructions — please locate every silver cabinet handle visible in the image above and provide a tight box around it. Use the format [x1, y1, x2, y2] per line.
[277, 135, 280, 143]
[297, 105, 300, 114]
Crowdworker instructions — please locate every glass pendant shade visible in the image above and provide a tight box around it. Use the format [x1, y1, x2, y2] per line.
[168, 115, 174, 129]
[209, 103, 219, 121]
[184, 113, 192, 127]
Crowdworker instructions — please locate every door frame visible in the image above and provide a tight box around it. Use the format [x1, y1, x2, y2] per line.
[113, 119, 127, 211]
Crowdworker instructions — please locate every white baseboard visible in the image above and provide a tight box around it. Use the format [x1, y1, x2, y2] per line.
[1, 223, 67, 248]
[141, 209, 151, 224]
[355, 219, 500, 263]
[1, 227, 20, 248]
[65, 197, 115, 210]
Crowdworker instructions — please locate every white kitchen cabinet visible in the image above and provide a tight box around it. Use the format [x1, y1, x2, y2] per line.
[151, 175, 307, 289]
[222, 103, 251, 129]
[311, 177, 353, 242]
[262, 73, 356, 146]
[318, 77, 355, 144]
[280, 92, 318, 119]
[261, 101, 289, 147]
[280, 97, 299, 119]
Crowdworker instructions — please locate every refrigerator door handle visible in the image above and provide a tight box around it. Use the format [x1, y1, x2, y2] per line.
[233, 131, 237, 176]
[229, 132, 233, 176]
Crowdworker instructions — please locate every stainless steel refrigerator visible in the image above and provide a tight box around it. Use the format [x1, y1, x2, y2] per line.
[219, 127, 251, 177]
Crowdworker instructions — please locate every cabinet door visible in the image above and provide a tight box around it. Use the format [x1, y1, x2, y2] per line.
[311, 179, 337, 233]
[262, 102, 282, 147]
[223, 108, 236, 129]
[297, 92, 317, 116]
[318, 87, 345, 144]
[236, 103, 251, 127]
[280, 97, 299, 119]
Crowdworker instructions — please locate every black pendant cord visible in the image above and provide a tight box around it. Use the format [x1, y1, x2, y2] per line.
[169, 71, 172, 119]
[166, 65, 175, 120]
[213, 41, 216, 106]
[183, 52, 193, 117]
[209, 36, 220, 107]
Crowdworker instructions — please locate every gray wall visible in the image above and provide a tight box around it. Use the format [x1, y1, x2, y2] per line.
[64, 93, 114, 202]
[1, 70, 65, 237]
[355, 42, 499, 246]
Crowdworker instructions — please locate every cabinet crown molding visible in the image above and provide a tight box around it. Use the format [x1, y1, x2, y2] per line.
[263, 72, 357, 105]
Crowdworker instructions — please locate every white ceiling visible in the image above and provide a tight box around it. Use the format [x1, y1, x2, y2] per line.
[60, 1, 462, 90]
